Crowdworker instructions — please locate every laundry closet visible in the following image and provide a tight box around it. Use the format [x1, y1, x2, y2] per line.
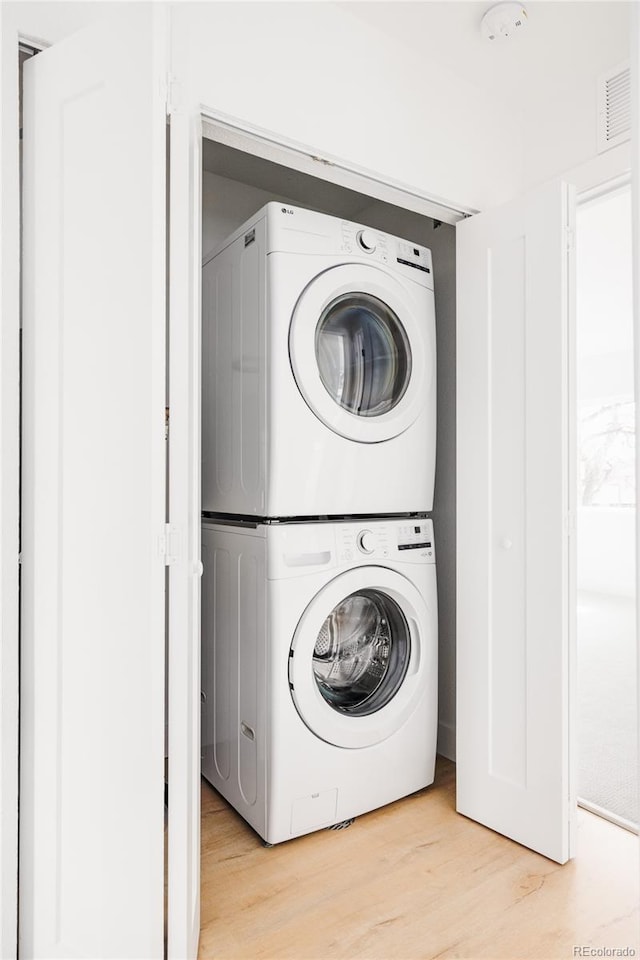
[196, 133, 457, 846]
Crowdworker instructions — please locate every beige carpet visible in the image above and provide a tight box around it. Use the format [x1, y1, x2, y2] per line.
[577, 591, 638, 826]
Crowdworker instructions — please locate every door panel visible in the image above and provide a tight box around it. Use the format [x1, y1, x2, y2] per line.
[21, 8, 167, 955]
[289, 566, 431, 748]
[289, 264, 431, 442]
[167, 109, 202, 960]
[456, 180, 576, 864]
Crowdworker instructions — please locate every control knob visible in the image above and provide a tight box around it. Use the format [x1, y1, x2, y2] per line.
[357, 229, 377, 253]
[357, 530, 376, 554]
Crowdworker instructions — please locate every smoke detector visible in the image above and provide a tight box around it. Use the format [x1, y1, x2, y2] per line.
[481, 2, 528, 41]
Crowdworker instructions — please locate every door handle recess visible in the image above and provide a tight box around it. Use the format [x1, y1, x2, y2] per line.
[407, 619, 421, 676]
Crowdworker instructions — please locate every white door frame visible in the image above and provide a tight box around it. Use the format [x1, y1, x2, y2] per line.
[167, 106, 203, 959]
[633, 9, 640, 829]
[0, 28, 48, 960]
[0, 27, 22, 960]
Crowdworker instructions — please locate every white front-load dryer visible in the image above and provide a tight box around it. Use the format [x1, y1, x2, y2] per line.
[201, 203, 436, 517]
[201, 516, 438, 845]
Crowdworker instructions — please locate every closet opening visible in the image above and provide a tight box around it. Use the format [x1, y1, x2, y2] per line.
[575, 179, 638, 834]
[191, 125, 459, 952]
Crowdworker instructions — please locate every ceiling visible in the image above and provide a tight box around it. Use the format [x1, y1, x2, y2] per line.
[339, 1, 630, 110]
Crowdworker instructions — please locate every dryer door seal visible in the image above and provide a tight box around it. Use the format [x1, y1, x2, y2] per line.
[289, 264, 433, 443]
[289, 566, 433, 748]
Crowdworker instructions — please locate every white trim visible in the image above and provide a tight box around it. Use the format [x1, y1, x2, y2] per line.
[17, 35, 49, 53]
[1, 24, 23, 960]
[632, 4, 640, 864]
[578, 799, 638, 835]
[577, 172, 631, 207]
[167, 106, 203, 960]
[200, 109, 475, 226]
[565, 183, 578, 861]
[563, 142, 631, 197]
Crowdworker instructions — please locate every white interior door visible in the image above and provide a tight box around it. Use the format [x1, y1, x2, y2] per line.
[21, 7, 168, 956]
[167, 106, 202, 960]
[456, 180, 576, 864]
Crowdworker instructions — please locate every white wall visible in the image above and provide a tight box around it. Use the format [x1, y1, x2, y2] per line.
[522, 5, 631, 193]
[171, 2, 524, 213]
[326, 1, 631, 203]
[524, 89, 631, 196]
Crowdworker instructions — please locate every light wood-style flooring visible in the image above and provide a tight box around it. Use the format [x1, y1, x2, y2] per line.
[199, 758, 639, 959]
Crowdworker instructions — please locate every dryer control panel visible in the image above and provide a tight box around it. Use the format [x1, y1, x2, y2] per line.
[258, 202, 433, 291]
[336, 519, 435, 565]
[338, 221, 433, 288]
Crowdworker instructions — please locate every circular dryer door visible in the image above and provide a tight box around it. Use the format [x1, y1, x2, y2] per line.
[289, 264, 431, 443]
[288, 566, 430, 748]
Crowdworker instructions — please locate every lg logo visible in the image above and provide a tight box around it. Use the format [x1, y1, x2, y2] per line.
[281, 207, 294, 215]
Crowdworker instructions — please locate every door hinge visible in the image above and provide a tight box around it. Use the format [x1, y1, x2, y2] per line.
[309, 154, 335, 167]
[564, 511, 576, 538]
[164, 73, 180, 117]
[565, 227, 575, 252]
[159, 523, 179, 566]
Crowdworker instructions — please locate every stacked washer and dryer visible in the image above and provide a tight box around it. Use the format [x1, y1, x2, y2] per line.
[201, 203, 438, 845]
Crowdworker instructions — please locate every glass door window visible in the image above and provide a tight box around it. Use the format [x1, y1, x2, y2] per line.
[315, 293, 411, 418]
[289, 263, 431, 444]
[312, 589, 411, 716]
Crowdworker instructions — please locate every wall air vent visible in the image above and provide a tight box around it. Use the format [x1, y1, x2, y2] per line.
[597, 61, 631, 154]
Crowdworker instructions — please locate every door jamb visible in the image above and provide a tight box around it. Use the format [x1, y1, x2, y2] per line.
[0, 35, 44, 960]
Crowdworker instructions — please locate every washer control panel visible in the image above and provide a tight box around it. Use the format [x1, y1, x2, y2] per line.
[397, 521, 433, 553]
[357, 529, 376, 554]
[336, 519, 435, 565]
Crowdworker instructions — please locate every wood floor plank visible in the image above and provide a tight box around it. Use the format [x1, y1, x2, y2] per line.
[198, 758, 639, 959]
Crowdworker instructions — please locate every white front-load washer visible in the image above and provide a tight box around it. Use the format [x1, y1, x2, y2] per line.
[201, 516, 438, 845]
[201, 203, 436, 518]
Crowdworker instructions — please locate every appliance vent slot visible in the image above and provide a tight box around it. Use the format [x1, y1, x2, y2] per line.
[598, 61, 631, 153]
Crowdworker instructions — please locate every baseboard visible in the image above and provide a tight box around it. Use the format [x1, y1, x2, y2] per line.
[437, 720, 456, 761]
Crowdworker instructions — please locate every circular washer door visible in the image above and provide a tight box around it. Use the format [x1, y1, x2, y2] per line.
[288, 566, 429, 748]
[289, 264, 431, 443]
